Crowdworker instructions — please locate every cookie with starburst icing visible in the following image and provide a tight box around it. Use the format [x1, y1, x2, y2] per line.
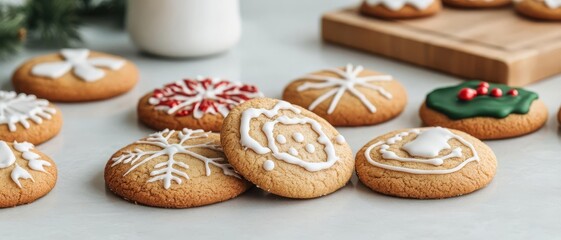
[12, 48, 139, 102]
[105, 128, 250, 208]
[0, 91, 62, 145]
[360, 0, 442, 19]
[515, 0, 561, 20]
[282, 64, 407, 126]
[138, 77, 263, 132]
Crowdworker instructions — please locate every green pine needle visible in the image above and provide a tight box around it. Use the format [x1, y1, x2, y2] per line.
[0, 5, 25, 59]
[24, 0, 82, 47]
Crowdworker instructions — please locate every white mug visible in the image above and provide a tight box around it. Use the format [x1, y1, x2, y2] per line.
[126, 0, 241, 58]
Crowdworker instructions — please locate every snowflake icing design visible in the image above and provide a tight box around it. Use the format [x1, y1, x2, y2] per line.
[545, 0, 561, 9]
[365, 0, 434, 11]
[148, 77, 263, 119]
[297, 64, 393, 114]
[31, 49, 125, 82]
[0, 91, 56, 132]
[111, 129, 240, 189]
[0, 141, 52, 188]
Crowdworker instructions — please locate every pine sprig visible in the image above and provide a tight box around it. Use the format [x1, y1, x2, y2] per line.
[0, 6, 25, 59]
[24, 0, 81, 47]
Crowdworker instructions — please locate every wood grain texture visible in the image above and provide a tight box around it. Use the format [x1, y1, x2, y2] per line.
[322, 7, 561, 86]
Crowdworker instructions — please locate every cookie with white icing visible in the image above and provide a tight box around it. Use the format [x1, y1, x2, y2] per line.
[138, 77, 263, 132]
[105, 128, 250, 208]
[443, 0, 511, 8]
[221, 98, 354, 199]
[0, 91, 62, 145]
[420, 81, 547, 140]
[360, 0, 442, 19]
[12, 49, 139, 102]
[0, 141, 57, 207]
[282, 64, 407, 126]
[515, 0, 561, 20]
[356, 127, 496, 199]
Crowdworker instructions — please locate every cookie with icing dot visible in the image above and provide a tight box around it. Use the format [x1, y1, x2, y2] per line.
[282, 64, 407, 126]
[515, 0, 561, 20]
[443, 0, 511, 8]
[12, 49, 139, 102]
[105, 128, 250, 208]
[420, 81, 547, 140]
[221, 98, 354, 199]
[138, 77, 263, 132]
[356, 127, 497, 199]
[0, 141, 57, 207]
[0, 91, 62, 145]
[360, 0, 442, 19]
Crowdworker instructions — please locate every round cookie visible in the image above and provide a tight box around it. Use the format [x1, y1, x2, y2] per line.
[221, 98, 354, 199]
[0, 91, 62, 145]
[105, 128, 250, 208]
[356, 127, 497, 199]
[0, 141, 57, 207]
[515, 0, 561, 21]
[443, 0, 511, 8]
[558, 105, 561, 124]
[420, 81, 547, 140]
[138, 77, 263, 132]
[360, 0, 442, 19]
[12, 48, 139, 102]
[282, 64, 407, 126]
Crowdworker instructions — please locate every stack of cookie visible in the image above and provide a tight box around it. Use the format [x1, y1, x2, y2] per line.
[359, 0, 561, 21]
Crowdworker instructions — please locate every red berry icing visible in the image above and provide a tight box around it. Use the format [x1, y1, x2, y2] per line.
[478, 81, 489, 89]
[490, 88, 503, 97]
[508, 89, 519, 96]
[476, 86, 488, 96]
[458, 88, 477, 101]
[148, 78, 263, 119]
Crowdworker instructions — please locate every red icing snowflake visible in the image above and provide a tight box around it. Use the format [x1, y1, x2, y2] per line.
[148, 77, 263, 119]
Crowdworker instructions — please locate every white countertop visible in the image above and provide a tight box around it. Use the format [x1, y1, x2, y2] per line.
[2, 1, 561, 239]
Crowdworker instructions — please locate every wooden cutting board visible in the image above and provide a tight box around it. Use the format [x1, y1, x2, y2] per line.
[322, 7, 561, 86]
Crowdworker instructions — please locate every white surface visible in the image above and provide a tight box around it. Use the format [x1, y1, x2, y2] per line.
[2, 1, 561, 239]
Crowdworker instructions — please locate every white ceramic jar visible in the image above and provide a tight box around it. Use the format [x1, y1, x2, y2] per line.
[126, 0, 241, 58]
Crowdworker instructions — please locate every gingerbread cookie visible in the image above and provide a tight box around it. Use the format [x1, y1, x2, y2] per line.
[0, 141, 57, 207]
[443, 0, 511, 8]
[515, 0, 561, 20]
[138, 77, 263, 132]
[221, 98, 354, 199]
[360, 0, 442, 19]
[0, 91, 62, 145]
[12, 49, 139, 102]
[558, 105, 561, 124]
[356, 127, 497, 199]
[420, 81, 547, 140]
[282, 64, 407, 126]
[105, 128, 250, 208]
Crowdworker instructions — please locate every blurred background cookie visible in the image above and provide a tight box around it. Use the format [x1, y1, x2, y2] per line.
[356, 127, 497, 199]
[138, 77, 263, 132]
[443, 0, 512, 8]
[360, 0, 442, 19]
[105, 129, 250, 208]
[420, 81, 547, 140]
[221, 98, 354, 199]
[12, 49, 139, 102]
[0, 141, 57, 207]
[283, 64, 407, 126]
[515, 0, 561, 20]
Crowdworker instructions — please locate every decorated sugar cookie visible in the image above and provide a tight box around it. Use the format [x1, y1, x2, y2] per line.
[356, 127, 497, 199]
[221, 98, 354, 199]
[515, 0, 561, 20]
[138, 77, 263, 132]
[12, 49, 139, 102]
[105, 128, 250, 208]
[0, 91, 62, 145]
[360, 0, 442, 19]
[282, 64, 407, 126]
[420, 81, 547, 140]
[443, 0, 512, 8]
[0, 140, 57, 207]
